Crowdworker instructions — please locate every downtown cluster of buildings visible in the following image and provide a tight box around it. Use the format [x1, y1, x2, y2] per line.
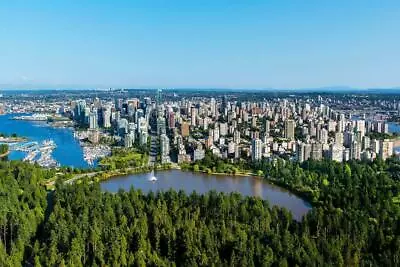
[65, 93, 397, 164]
[71, 97, 151, 147]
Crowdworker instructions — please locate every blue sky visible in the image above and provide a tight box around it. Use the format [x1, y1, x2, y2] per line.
[0, 0, 399, 89]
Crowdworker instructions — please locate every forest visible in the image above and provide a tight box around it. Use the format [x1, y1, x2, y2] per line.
[0, 144, 8, 155]
[0, 157, 400, 266]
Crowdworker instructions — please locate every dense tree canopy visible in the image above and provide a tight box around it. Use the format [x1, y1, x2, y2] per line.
[0, 157, 399, 266]
[0, 144, 8, 155]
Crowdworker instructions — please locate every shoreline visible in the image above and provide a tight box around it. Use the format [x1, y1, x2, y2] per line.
[86, 166, 313, 206]
[0, 150, 10, 158]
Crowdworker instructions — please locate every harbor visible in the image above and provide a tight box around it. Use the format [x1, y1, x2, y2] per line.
[15, 139, 59, 168]
[0, 113, 95, 168]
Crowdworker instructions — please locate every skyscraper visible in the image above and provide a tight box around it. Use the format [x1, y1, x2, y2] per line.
[284, 119, 295, 140]
[89, 112, 98, 129]
[160, 134, 169, 155]
[156, 89, 162, 107]
[251, 138, 262, 161]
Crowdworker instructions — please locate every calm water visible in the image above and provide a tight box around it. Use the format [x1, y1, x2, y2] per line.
[0, 113, 93, 168]
[100, 169, 312, 220]
[389, 122, 400, 134]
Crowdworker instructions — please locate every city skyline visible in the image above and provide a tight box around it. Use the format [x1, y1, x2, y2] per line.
[1, 1, 400, 89]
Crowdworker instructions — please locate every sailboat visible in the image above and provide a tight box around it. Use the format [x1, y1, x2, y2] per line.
[148, 170, 157, 182]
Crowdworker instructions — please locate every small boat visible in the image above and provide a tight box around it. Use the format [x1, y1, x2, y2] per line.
[148, 170, 157, 182]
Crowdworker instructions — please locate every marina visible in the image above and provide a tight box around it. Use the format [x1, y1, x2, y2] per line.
[16, 139, 59, 167]
[0, 113, 95, 168]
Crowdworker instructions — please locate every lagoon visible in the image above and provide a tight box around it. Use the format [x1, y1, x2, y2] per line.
[100, 169, 312, 220]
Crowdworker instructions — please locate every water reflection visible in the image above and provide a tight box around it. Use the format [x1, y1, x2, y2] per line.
[101, 169, 312, 220]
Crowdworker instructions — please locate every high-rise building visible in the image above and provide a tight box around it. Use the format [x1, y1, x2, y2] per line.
[218, 122, 227, 136]
[181, 121, 190, 137]
[210, 98, 216, 117]
[168, 112, 175, 129]
[74, 100, 86, 125]
[380, 139, 393, 160]
[89, 112, 98, 129]
[371, 139, 380, 154]
[356, 120, 366, 137]
[156, 89, 162, 106]
[264, 120, 270, 137]
[351, 141, 361, 160]
[191, 107, 197, 126]
[160, 134, 170, 156]
[234, 130, 241, 144]
[118, 118, 129, 136]
[102, 108, 111, 128]
[284, 119, 295, 140]
[139, 131, 148, 145]
[251, 116, 257, 127]
[193, 147, 205, 161]
[297, 143, 312, 163]
[251, 138, 262, 161]
[329, 144, 343, 162]
[311, 143, 323, 160]
[228, 142, 235, 154]
[318, 128, 328, 144]
[382, 122, 389, 134]
[362, 136, 370, 151]
[213, 127, 220, 142]
[157, 117, 166, 136]
[124, 133, 135, 148]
